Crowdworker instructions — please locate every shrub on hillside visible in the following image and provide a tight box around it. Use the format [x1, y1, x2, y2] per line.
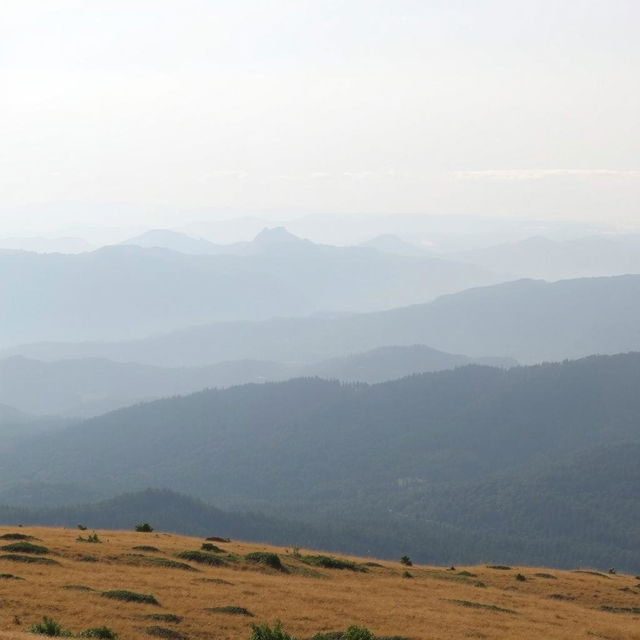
[206, 606, 253, 616]
[300, 555, 365, 572]
[78, 626, 118, 639]
[1, 541, 49, 554]
[1, 554, 59, 565]
[132, 545, 159, 552]
[101, 590, 159, 605]
[135, 523, 154, 532]
[244, 552, 284, 571]
[77, 533, 101, 543]
[175, 550, 226, 566]
[342, 627, 375, 640]
[399, 556, 412, 567]
[145, 626, 185, 640]
[28, 617, 72, 637]
[0, 533, 35, 541]
[249, 621, 296, 640]
[144, 614, 183, 624]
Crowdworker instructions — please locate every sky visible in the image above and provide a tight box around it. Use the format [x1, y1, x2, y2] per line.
[1, 0, 639, 235]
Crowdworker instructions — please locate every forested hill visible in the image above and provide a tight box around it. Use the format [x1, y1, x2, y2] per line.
[1, 352, 640, 570]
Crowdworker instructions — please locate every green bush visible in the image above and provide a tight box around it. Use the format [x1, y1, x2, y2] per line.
[399, 555, 412, 567]
[244, 552, 284, 571]
[144, 614, 182, 624]
[201, 542, 223, 552]
[207, 606, 253, 616]
[62, 584, 94, 591]
[342, 627, 375, 640]
[78, 627, 118, 639]
[0, 533, 35, 540]
[145, 626, 185, 639]
[135, 523, 154, 532]
[132, 546, 160, 552]
[175, 550, 226, 566]
[77, 533, 101, 543]
[300, 555, 365, 572]
[28, 617, 72, 637]
[249, 621, 296, 640]
[101, 590, 159, 605]
[120, 555, 197, 571]
[1, 541, 49, 554]
[1, 554, 59, 565]
[0, 573, 24, 580]
[402, 570, 413, 579]
[515, 573, 526, 582]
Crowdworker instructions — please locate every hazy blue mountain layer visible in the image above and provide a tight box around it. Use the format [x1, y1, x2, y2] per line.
[0, 346, 514, 417]
[7, 274, 640, 365]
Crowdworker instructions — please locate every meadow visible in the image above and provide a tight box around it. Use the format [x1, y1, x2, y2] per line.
[0, 526, 638, 640]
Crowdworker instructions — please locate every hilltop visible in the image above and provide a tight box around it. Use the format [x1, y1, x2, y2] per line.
[0, 525, 637, 640]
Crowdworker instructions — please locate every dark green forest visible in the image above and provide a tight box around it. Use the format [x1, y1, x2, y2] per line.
[1, 353, 639, 571]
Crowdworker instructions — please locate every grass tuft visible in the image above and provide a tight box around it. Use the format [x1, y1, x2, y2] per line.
[145, 626, 186, 640]
[245, 552, 285, 571]
[600, 605, 640, 614]
[78, 627, 118, 639]
[0, 533, 36, 541]
[249, 621, 295, 640]
[206, 605, 254, 616]
[120, 555, 198, 571]
[300, 555, 366, 572]
[101, 590, 159, 605]
[28, 617, 72, 637]
[144, 614, 183, 624]
[448, 599, 517, 614]
[175, 550, 226, 566]
[62, 584, 94, 591]
[1, 541, 49, 554]
[0, 554, 59, 565]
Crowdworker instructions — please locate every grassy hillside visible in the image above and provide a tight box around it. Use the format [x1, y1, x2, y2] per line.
[0, 525, 638, 640]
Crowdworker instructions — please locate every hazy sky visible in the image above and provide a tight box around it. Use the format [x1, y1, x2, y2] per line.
[1, 0, 639, 234]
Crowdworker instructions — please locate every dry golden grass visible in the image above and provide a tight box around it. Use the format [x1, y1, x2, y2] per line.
[0, 526, 638, 640]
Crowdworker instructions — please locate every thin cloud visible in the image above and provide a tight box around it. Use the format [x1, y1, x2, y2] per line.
[450, 169, 640, 182]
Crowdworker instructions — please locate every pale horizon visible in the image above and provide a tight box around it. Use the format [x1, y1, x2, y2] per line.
[1, 0, 639, 236]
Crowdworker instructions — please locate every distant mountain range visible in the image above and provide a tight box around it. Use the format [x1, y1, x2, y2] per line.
[0, 346, 514, 417]
[8, 273, 640, 366]
[0, 228, 501, 348]
[455, 234, 640, 280]
[1, 352, 639, 570]
[0, 236, 95, 254]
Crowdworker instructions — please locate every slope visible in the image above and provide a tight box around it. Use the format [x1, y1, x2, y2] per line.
[0, 525, 638, 640]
